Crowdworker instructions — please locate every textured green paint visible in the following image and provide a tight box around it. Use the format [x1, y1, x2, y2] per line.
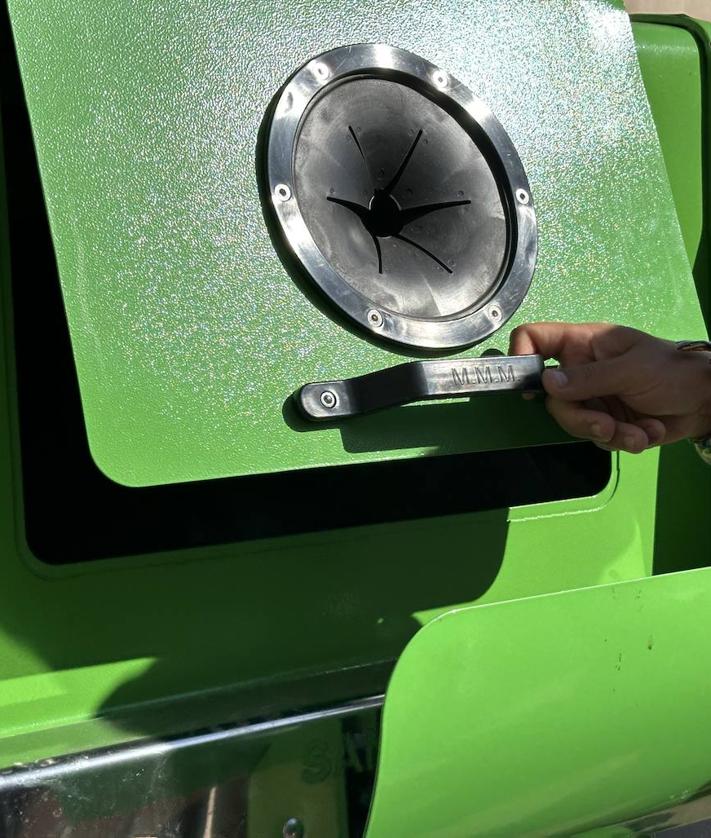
[5, 0, 704, 486]
[0, 131, 670, 766]
[367, 570, 711, 837]
[0, 9, 708, 838]
[0, 131, 662, 766]
[685, 18, 711, 328]
[634, 23, 703, 267]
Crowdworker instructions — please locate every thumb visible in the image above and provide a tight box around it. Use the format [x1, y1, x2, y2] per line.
[542, 357, 634, 401]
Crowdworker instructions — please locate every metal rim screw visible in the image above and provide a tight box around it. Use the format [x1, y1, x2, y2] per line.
[488, 305, 501, 320]
[274, 183, 292, 202]
[367, 309, 384, 328]
[515, 188, 530, 205]
[432, 69, 448, 89]
[320, 390, 337, 409]
[313, 62, 330, 81]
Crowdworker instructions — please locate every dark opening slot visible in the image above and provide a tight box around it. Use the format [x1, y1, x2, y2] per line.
[0, 17, 611, 565]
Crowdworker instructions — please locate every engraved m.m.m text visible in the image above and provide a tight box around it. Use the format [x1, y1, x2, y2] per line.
[451, 364, 515, 386]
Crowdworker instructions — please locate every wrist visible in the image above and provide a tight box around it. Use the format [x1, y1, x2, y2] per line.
[692, 409, 711, 442]
[691, 364, 711, 440]
[689, 385, 711, 441]
[676, 341, 711, 439]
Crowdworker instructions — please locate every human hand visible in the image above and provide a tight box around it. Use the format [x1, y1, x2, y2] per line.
[508, 322, 711, 453]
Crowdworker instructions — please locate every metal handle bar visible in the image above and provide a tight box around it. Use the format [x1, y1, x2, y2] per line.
[296, 355, 544, 421]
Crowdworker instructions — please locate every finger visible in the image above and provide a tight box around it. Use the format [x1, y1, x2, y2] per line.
[545, 397, 616, 444]
[598, 395, 632, 423]
[606, 419, 650, 454]
[509, 322, 599, 361]
[584, 396, 628, 423]
[633, 416, 666, 448]
[546, 397, 652, 452]
[542, 358, 634, 403]
[508, 325, 539, 356]
[649, 416, 693, 445]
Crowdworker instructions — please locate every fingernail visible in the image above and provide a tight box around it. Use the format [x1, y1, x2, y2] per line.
[624, 435, 637, 449]
[595, 443, 614, 451]
[591, 422, 603, 439]
[546, 369, 568, 388]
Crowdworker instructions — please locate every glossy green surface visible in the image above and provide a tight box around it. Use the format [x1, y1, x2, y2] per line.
[6, 0, 703, 485]
[366, 18, 711, 836]
[0, 5, 710, 837]
[634, 16, 711, 326]
[366, 570, 711, 837]
[634, 16, 711, 577]
[0, 131, 666, 761]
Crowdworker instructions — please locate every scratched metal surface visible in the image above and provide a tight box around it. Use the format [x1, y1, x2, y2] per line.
[6, 0, 704, 485]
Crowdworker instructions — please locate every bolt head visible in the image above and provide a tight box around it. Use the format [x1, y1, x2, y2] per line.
[274, 183, 292, 202]
[367, 309, 384, 328]
[313, 62, 330, 81]
[320, 390, 337, 409]
[283, 817, 305, 838]
[432, 69, 448, 89]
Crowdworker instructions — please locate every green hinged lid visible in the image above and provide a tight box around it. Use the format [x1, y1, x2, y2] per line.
[7, 0, 704, 486]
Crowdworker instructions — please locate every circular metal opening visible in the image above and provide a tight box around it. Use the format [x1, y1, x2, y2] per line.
[294, 78, 508, 320]
[264, 45, 537, 351]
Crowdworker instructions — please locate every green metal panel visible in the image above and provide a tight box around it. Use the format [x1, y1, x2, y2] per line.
[634, 22, 703, 269]
[0, 131, 668, 762]
[366, 570, 711, 837]
[5, 0, 704, 486]
[363, 21, 711, 836]
[633, 17, 711, 577]
[0, 394, 657, 768]
[633, 16, 711, 325]
[0, 6, 709, 837]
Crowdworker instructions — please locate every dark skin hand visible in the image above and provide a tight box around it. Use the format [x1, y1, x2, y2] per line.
[508, 322, 711, 453]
